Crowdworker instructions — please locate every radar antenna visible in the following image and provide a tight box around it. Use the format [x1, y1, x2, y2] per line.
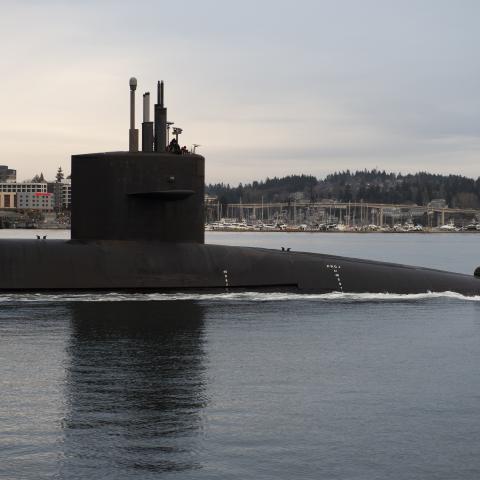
[172, 127, 183, 143]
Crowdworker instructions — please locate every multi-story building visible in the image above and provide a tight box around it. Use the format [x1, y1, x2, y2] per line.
[62, 181, 71, 209]
[0, 192, 16, 208]
[204, 194, 218, 204]
[0, 182, 47, 194]
[428, 199, 448, 209]
[0, 166, 16, 183]
[48, 181, 71, 210]
[17, 192, 54, 211]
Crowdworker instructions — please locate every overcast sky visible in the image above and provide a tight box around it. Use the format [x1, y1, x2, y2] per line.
[0, 0, 479, 183]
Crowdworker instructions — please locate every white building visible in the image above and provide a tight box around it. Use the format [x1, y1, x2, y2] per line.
[17, 192, 54, 211]
[428, 199, 448, 209]
[0, 183, 47, 193]
[61, 181, 71, 208]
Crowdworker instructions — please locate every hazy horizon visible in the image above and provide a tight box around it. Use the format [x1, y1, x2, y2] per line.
[1, 0, 479, 184]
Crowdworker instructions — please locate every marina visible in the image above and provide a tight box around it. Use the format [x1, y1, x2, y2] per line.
[205, 218, 480, 232]
[205, 200, 480, 233]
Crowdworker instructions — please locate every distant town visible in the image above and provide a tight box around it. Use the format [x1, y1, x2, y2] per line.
[2, 165, 480, 232]
[0, 165, 71, 228]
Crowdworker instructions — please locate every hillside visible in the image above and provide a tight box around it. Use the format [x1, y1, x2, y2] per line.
[206, 170, 480, 208]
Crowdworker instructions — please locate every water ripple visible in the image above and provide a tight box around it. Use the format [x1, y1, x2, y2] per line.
[0, 290, 478, 304]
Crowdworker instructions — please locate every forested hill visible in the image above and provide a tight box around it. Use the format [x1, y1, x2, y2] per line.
[206, 170, 480, 208]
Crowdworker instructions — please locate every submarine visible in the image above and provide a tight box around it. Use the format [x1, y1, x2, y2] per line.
[1, 77, 480, 295]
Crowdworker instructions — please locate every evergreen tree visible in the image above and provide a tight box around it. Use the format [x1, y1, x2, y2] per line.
[31, 172, 45, 183]
[56, 167, 64, 183]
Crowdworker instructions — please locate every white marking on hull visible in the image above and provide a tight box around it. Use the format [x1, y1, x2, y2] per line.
[326, 264, 343, 292]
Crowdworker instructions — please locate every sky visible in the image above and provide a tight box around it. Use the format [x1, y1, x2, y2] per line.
[0, 0, 479, 184]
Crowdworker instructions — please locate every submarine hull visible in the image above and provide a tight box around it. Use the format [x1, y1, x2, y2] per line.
[0, 239, 479, 294]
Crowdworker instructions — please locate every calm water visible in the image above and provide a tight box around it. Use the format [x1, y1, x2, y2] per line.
[2, 231, 480, 479]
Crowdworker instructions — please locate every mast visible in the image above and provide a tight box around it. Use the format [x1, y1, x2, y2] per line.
[154, 80, 167, 151]
[128, 77, 139, 152]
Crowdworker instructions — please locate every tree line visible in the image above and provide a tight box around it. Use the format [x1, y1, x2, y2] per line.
[206, 170, 480, 208]
[29, 167, 70, 183]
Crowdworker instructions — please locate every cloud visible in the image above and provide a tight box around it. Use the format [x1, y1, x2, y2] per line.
[0, 0, 479, 183]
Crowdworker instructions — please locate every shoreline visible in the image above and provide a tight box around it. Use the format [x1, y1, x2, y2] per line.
[205, 229, 478, 234]
[2, 226, 478, 234]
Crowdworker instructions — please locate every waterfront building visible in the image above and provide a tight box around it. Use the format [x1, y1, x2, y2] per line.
[204, 194, 217, 204]
[62, 180, 71, 208]
[0, 182, 47, 193]
[428, 198, 448, 209]
[0, 166, 16, 183]
[48, 181, 72, 210]
[17, 192, 54, 211]
[0, 192, 16, 208]
[292, 191, 305, 201]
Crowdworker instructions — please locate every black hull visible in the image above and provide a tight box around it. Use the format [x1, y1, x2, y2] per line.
[1, 240, 479, 295]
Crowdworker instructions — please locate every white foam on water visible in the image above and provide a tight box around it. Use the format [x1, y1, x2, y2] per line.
[0, 290, 479, 304]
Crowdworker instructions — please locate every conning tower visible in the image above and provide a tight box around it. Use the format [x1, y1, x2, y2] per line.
[71, 78, 204, 243]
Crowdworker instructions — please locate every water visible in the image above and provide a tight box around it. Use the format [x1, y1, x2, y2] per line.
[13, 229, 479, 273]
[2, 231, 480, 479]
